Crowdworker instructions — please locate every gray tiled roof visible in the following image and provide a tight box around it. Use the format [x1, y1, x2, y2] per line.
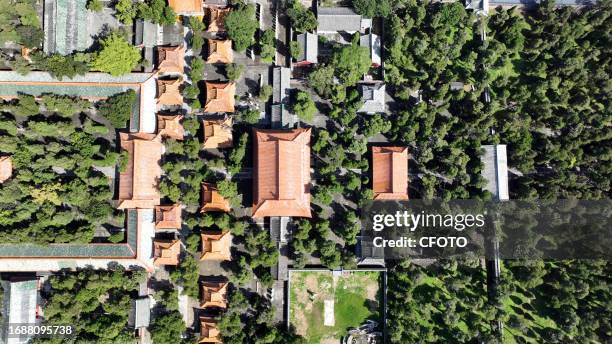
[272, 67, 291, 104]
[296, 32, 318, 63]
[317, 7, 367, 33]
[43, 0, 89, 54]
[358, 83, 386, 113]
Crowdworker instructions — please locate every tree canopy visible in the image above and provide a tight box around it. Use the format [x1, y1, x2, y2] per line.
[224, 3, 258, 52]
[91, 32, 141, 76]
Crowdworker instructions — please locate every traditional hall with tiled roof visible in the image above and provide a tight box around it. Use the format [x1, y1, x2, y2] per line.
[168, 0, 204, 15]
[371, 146, 409, 200]
[202, 117, 233, 149]
[204, 81, 235, 113]
[206, 39, 234, 64]
[200, 281, 228, 309]
[155, 204, 182, 230]
[157, 78, 184, 106]
[207, 7, 230, 33]
[199, 317, 222, 343]
[117, 133, 163, 209]
[252, 128, 312, 218]
[201, 182, 231, 212]
[200, 232, 231, 261]
[153, 239, 181, 266]
[0, 156, 12, 183]
[157, 114, 185, 140]
[157, 45, 186, 74]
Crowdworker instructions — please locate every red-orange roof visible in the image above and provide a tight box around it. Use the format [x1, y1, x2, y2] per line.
[155, 204, 182, 230]
[200, 232, 231, 261]
[207, 8, 230, 33]
[0, 156, 12, 183]
[202, 117, 232, 149]
[158, 114, 185, 140]
[157, 78, 183, 106]
[117, 133, 163, 209]
[204, 81, 235, 113]
[252, 128, 311, 218]
[201, 182, 231, 212]
[200, 281, 228, 309]
[153, 239, 181, 266]
[199, 317, 222, 343]
[207, 39, 233, 64]
[169, 0, 203, 14]
[372, 146, 409, 200]
[157, 45, 185, 74]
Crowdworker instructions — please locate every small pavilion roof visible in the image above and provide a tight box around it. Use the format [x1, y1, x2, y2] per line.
[153, 240, 181, 266]
[200, 232, 231, 261]
[200, 281, 228, 309]
[0, 156, 12, 183]
[201, 182, 231, 212]
[117, 133, 163, 209]
[202, 117, 233, 149]
[199, 317, 222, 343]
[207, 8, 230, 33]
[158, 114, 185, 140]
[157, 78, 184, 106]
[372, 146, 409, 200]
[155, 204, 182, 230]
[207, 39, 234, 64]
[168, 0, 203, 14]
[252, 128, 312, 218]
[157, 45, 186, 74]
[204, 81, 235, 113]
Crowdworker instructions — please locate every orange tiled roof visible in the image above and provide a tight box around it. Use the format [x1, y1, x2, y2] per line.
[252, 128, 311, 218]
[372, 146, 409, 200]
[207, 8, 230, 33]
[207, 39, 233, 64]
[200, 182, 231, 212]
[200, 281, 228, 309]
[200, 232, 231, 261]
[202, 117, 233, 149]
[168, 0, 203, 14]
[157, 78, 184, 106]
[157, 45, 185, 74]
[0, 156, 12, 183]
[153, 239, 181, 266]
[117, 133, 163, 209]
[199, 317, 222, 343]
[158, 114, 185, 140]
[155, 204, 182, 230]
[204, 81, 235, 113]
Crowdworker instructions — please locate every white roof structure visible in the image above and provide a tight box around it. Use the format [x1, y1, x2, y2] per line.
[3, 280, 39, 344]
[481, 145, 509, 201]
[360, 33, 381, 66]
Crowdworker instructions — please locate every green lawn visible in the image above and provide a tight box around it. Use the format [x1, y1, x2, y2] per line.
[289, 271, 381, 344]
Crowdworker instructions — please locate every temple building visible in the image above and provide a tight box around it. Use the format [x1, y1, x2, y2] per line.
[207, 8, 230, 33]
[204, 81, 235, 113]
[200, 281, 228, 309]
[199, 317, 222, 343]
[157, 78, 184, 106]
[200, 232, 231, 261]
[0, 156, 12, 183]
[157, 45, 185, 74]
[155, 205, 182, 230]
[157, 114, 185, 141]
[201, 183, 231, 212]
[206, 39, 234, 64]
[153, 240, 181, 266]
[168, 0, 204, 15]
[117, 133, 163, 209]
[202, 118, 233, 149]
[371, 146, 409, 200]
[252, 128, 311, 218]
